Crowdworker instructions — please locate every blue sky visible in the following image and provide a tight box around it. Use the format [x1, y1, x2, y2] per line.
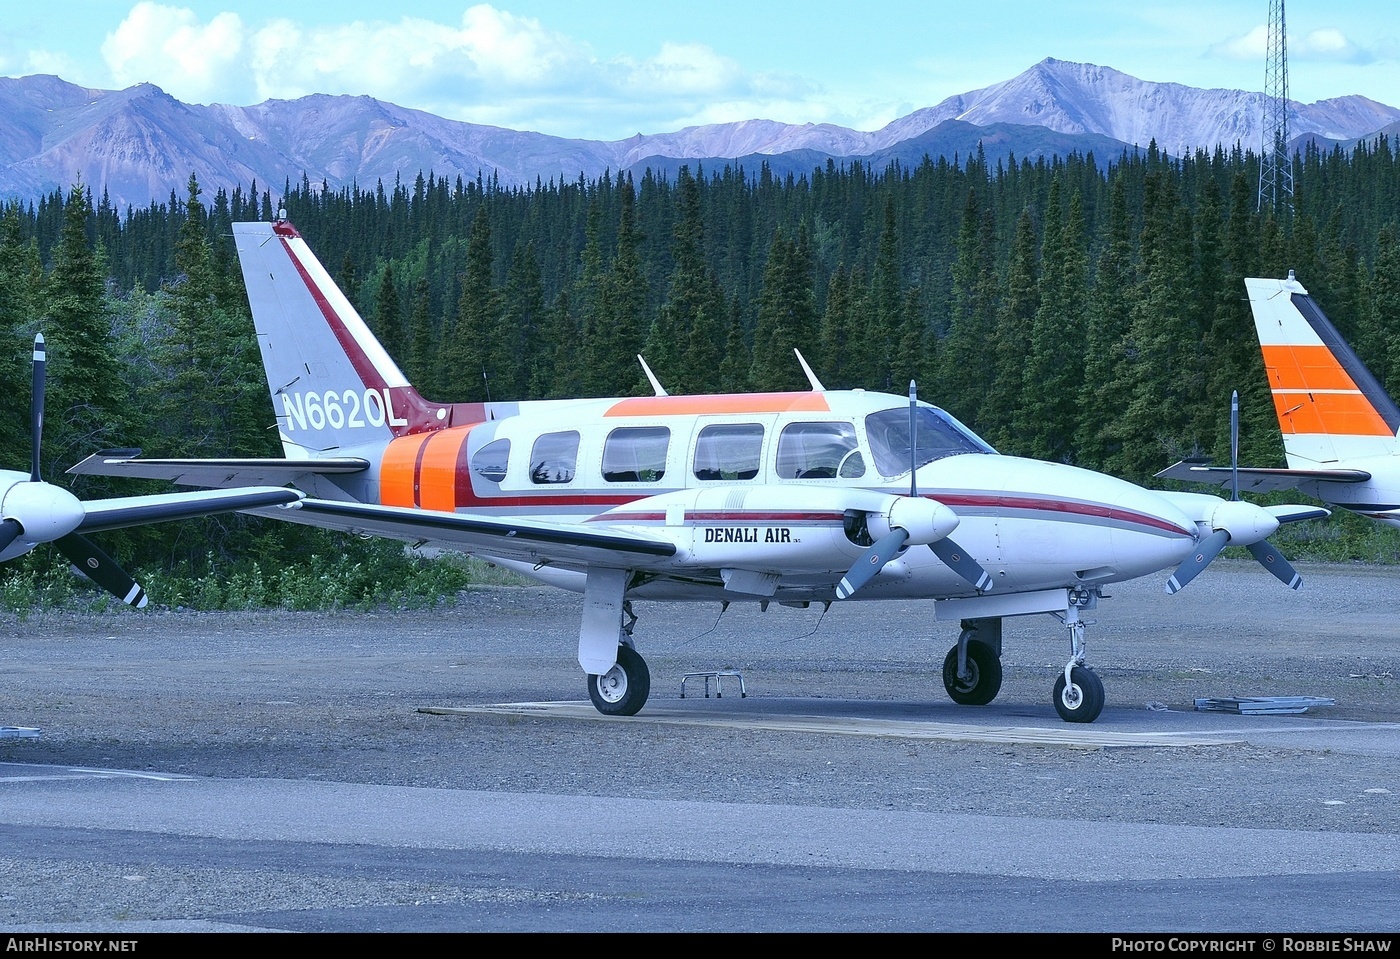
[2, 2, 1395, 141]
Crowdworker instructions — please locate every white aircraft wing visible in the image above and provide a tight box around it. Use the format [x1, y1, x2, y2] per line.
[250, 498, 679, 570]
[68, 450, 369, 489]
[1155, 460, 1371, 493]
[75, 487, 304, 533]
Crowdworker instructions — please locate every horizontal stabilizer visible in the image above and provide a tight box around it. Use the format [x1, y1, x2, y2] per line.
[68, 450, 369, 489]
[1155, 459, 1370, 493]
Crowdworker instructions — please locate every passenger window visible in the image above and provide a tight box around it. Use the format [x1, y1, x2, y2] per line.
[776, 422, 862, 479]
[470, 438, 510, 484]
[693, 424, 764, 480]
[529, 431, 579, 484]
[602, 427, 670, 483]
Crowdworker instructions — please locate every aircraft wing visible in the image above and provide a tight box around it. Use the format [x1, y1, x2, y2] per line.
[250, 497, 679, 570]
[68, 450, 369, 489]
[1155, 460, 1371, 493]
[1265, 504, 1332, 525]
[76, 487, 304, 533]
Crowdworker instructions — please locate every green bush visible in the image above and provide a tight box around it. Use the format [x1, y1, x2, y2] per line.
[0, 533, 530, 615]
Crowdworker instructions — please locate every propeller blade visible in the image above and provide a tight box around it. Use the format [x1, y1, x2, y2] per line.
[1165, 528, 1230, 594]
[0, 517, 24, 555]
[55, 533, 148, 608]
[837, 528, 909, 600]
[1230, 390, 1239, 502]
[909, 380, 918, 498]
[1246, 539, 1303, 590]
[31, 333, 45, 482]
[929, 537, 994, 592]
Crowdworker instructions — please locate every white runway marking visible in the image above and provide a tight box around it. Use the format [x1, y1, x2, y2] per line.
[423, 702, 1237, 747]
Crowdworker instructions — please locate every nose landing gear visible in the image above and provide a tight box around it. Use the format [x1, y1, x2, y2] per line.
[1051, 588, 1104, 723]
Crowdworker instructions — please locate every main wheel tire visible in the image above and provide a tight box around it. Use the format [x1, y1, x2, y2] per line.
[1052, 665, 1104, 723]
[587, 645, 651, 716]
[941, 639, 1003, 706]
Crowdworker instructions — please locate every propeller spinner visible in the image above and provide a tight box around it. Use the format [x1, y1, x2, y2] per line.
[0, 334, 149, 606]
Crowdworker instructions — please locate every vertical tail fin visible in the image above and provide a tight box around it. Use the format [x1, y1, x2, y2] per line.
[1244, 273, 1400, 466]
[234, 218, 474, 457]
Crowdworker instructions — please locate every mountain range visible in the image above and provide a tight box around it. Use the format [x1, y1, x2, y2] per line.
[3, 57, 1398, 211]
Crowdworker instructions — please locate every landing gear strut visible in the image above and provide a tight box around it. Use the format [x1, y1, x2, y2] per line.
[1051, 588, 1104, 723]
[579, 573, 654, 717]
[934, 585, 1109, 723]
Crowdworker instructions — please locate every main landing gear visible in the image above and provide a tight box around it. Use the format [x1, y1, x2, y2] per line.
[588, 644, 651, 716]
[582, 592, 652, 716]
[942, 618, 1004, 706]
[937, 586, 1106, 723]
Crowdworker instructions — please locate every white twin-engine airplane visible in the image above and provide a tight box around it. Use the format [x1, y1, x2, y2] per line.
[0, 336, 300, 608]
[1159, 271, 1400, 529]
[71, 218, 1326, 723]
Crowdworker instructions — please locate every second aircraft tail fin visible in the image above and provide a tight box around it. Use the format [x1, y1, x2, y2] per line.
[1244, 273, 1400, 467]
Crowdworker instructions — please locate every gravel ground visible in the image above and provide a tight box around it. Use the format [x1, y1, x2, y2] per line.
[1, 559, 1398, 931]
[2, 558, 1397, 829]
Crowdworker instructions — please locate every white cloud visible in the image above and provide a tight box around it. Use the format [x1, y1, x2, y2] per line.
[1293, 29, 1372, 66]
[622, 42, 743, 97]
[1210, 25, 1268, 62]
[14, 2, 895, 139]
[241, 5, 822, 138]
[1211, 23, 1376, 68]
[248, 5, 587, 106]
[101, 2, 244, 102]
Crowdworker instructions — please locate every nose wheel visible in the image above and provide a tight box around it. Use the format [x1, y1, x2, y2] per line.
[1051, 590, 1104, 723]
[1053, 665, 1104, 722]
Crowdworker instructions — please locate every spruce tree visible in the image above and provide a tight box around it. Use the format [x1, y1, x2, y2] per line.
[1019, 185, 1088, 463]
[42, 180, 127, 477]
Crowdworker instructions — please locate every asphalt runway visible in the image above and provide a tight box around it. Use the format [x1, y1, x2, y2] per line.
[1, 560, 1399, 934]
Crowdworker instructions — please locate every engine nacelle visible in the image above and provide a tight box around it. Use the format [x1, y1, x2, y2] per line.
[867, 496, 960, 546]
[593, 485, 907, 572]
[1210, 499, 1279, 546]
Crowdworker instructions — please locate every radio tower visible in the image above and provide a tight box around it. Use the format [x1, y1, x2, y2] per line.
[1257, 0, 1294, 214]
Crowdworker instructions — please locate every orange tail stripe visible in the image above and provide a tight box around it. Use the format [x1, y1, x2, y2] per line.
[381, 434, 431, 507]
[1271, 391, 1395, 437]
[417, 428, 471, 512]
[1260, 344, 1363, 392]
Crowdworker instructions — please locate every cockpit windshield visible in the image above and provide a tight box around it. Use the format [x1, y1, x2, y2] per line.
[865, 406, 995, 477]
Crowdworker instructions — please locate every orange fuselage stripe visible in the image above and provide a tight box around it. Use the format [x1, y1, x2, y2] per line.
[380, 428, 476, 508]
[418, 428, 471, 511]
[605, 393, 830, 417]
[380, 434, 429, 506]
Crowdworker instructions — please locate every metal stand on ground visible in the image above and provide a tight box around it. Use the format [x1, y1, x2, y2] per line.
[680, 671, 746, 699]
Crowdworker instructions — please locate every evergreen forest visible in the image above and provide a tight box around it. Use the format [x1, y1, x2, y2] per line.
[4, 134, 1400, 608]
